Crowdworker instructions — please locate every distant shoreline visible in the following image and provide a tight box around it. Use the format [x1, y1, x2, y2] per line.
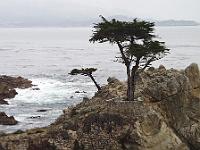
[0, 25, 199, 29]
[0, 19, 199, 28]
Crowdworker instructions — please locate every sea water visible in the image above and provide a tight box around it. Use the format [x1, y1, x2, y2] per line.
[0, 26, 200, 133]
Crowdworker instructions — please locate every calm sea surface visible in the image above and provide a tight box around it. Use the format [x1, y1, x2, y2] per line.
[0, 26, 200, 132]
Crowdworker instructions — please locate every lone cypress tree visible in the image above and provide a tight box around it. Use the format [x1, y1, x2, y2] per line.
[69, 68, 101, 91]
[90, 16, 169, 101]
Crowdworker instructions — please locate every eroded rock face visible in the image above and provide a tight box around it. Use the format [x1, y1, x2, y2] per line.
[0, 112, 17, 125]
[139, 63, 200, 149]
[0, 75, 32, 104]
[184, 63, 200, 89]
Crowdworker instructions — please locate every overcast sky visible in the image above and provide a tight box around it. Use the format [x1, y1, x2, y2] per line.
[0, 0, 199, 24]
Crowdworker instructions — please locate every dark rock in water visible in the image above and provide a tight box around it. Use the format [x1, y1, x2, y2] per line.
[0, 84, 17, 104]
[37, 109, 49, 112]
[0, 75, 32, 89]
[0, 75, 32, 105]
[29, 116, 41, 119]
[32, 88, 40, 90]
[0, 112, 18, 125]
[75, 91, 87, 94]
[0, 99, 8, 105]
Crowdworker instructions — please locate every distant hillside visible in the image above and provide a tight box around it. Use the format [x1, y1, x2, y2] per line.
[0, 17, 199, 27]
[155, 20, 200, 26]
[108, 16, 200, 27]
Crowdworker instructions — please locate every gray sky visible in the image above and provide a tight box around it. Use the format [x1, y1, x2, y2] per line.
[0, 0, 199, 24]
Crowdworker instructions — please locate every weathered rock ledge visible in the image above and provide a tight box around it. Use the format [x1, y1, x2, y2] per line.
[0, 75, 32, 126]
[0, 112, 18, 125]
[0, 63, 200, 150]
[0, 75, 32, 104]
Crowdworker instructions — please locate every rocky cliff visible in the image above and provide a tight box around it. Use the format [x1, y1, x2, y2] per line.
[0, 64, 200, 150]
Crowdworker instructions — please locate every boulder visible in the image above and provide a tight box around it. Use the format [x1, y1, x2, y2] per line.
[142, 68, 191, 102]
[107, 77, 120, 84]
[37, 109, 48, 112]
[32, 88, 40, 90]
[0, 75, 32, 105]
[184, 63, 200, 89]
[0, 112, 17, 125]
[0, 99, 8, 105]
[0, 76, 32, 89]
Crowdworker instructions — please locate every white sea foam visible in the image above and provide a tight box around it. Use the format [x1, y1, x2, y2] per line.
[0, 77, 96, 133]
[9, 77, 95, 105]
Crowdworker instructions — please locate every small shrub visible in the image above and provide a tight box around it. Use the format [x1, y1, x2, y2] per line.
[27, 139, 57, 150]
[83, 113, 123, 133]
[13, 130, 24, 134]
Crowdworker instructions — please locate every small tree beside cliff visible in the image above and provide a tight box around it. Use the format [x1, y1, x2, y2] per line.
[69, 68, 101, 91]
[90, 16, 169, 101]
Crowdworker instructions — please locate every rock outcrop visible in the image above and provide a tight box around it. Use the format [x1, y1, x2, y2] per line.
[0, 63, 200, 150]
[0, 75, 32, 104]
[0, 112, 17, 125]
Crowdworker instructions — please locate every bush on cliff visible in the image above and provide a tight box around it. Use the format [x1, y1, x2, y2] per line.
[69, 68, 101, 91]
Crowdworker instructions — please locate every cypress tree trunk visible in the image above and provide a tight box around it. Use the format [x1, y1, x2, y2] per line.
[127, 66, 134, 101]
[89, 74, 101, 91]
[131, 59, 140, 101]
[131, 68, 136, 100]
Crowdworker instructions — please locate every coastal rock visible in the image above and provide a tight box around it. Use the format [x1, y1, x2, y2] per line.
[32, 87, 40, 90]
[107, 77, 119, 84]
[0, 112, 17, 125]
[0, 64, 200, 149]
[184, 63, 200, 89]
[140, 63, 200, 149]
[0, 84, 17, 105]
[75, 91, 87, 94]
[0, 76, 32, 89]
[142, 68, 191, 102]
[37, 109, 49, 112]
[0, 75, 32, 105]
[0, 99, 8, 105]
[29, 116, 41, 119]
[158, 64, 166, 71]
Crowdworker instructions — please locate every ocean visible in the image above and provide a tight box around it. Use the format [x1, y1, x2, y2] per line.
[0, 26, 200, 133]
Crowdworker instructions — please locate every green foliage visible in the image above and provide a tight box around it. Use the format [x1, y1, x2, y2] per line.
[90, 16, 169, 100]
[90, 16, 169, 69]
[90, 16, 155, 44]
[69, 68, 101, 91]
[69, 68, 97, 76]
